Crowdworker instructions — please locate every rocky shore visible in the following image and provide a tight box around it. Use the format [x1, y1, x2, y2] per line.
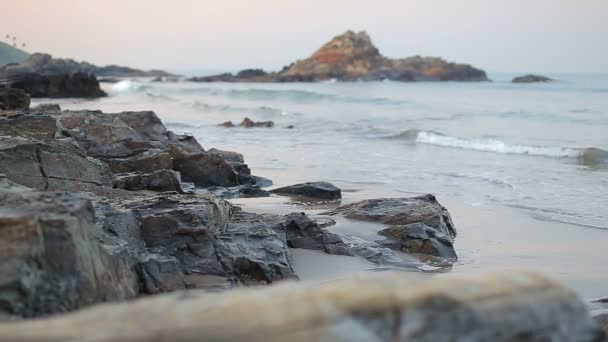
[190, 30, 489, 83]
[0, 94, 605, 339]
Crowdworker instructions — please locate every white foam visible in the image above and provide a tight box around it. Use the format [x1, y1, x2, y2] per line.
[110, 80, 146, 94]
[415, 131, 580, 158]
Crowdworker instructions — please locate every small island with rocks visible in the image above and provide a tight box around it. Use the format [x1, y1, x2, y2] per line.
[190, 30, 489, 83]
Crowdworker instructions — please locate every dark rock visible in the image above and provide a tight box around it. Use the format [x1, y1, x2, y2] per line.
[0, 88, 30, 110]
[189, 69, 269, 82]
[219, 120, 235, 127]
[113, 170, 184, 193]
[377, 222, 457, 259]
[206, 148, 244, 163]
[104, 150, 173, 174]
[512, 74, 553, 83]
[579, 147, 608, 167]
[198, 184, 271, 199]
[241, 117, 273, 128]
[235, 69, 267, 78]
[0, 192, 137, 319]
[325, 194, 457, 240]
[0, 137, 113, 191]
[174, 152, 238, 187]
[1, 72, 107, 98]
[271, 181, 341, 200]
[595, 314, 608, 340]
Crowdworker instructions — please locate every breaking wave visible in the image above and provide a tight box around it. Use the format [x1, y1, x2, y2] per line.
[387, 129, 604, 159]
[110, 80, 149, 93]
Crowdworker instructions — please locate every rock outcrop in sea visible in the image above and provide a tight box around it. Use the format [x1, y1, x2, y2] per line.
[190, 30, 488, 82]
[512, 74, 553, 83]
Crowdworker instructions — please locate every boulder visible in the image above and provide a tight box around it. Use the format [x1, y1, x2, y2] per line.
[1, 72, 107, 98]
[271, 181, 341, 200]
[326, 194, 456, 240]
[579, 147, 608, 167]
[207, 148, 244, 163]
[104, 150, 173, 174]
[512, 74, 553, 83]
[0, 114, 58, 140]
[377, 222, 457, 259]
[0, 88, 30, 110]
[174, 152, 238, 187]
[220, 117, 275, 128]
[0, 272, 601, 341]
[0, 192, 137, 319]
[113, 170, 184, 193]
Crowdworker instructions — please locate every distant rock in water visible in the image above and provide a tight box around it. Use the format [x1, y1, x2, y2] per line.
[2, 71, 106, 98]
[190, 30, 488, 82]
[579, 147, 608, 167]
[220, 117, 274, 128]
[512, 74, 553, 83]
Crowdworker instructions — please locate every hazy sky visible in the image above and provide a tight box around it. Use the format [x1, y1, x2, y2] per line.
[2, 0, 607, 73]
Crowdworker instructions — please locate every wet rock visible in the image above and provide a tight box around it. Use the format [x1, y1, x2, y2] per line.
[220, 117, 275, 128]
[240, 117, 274, 128]
[0, 88, 30, 110]
[284, 212, 424, 269]
[326, 194, 456, 240]
[271, 181, 341, 200]
[0, 271, 600, 341]
[377, 222, 457, 259]
[28, 103, 61, 114]
[113, 170, 184, 193]
[0, 192, 136, 319]
[512, 74, 553, 83]
[579, 147, 608, 167]
[1, 72, 107, 98]
[198, 184, 271, 199]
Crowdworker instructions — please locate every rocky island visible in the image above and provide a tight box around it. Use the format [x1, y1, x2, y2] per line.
[512, 74, 554, 83]
[190, 30, 489, 82]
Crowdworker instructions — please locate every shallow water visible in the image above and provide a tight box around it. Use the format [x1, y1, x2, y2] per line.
[42, 73, 608, 303]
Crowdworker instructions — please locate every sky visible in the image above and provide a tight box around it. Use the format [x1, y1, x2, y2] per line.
[1, 0, 607, 74]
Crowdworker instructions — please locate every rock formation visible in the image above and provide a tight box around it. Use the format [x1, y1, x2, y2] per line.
[190, 30, 488, 82]
[0, 88, 30, 110]
[271, 181, 342, 200]
[512, 74, 553, 83]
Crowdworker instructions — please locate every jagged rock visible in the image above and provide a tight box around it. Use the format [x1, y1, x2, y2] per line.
[0, 192, 137, 319]
[104, 150, 173, 174]
[326, 194, 456, 240]
[284, 212, 425, 269]
[174, 152, 238, 187]
[0, 113, 58, 140]
[512, 74, 553, 83]
[198, 184, 271, 199]
[190, 30, 488, 83]
[0, 271, 601, 341]
[0, 137, 113, 191]
[220, 117, 275, 128]
[0, 88, 30, 110]
[271, 181, 341, 200]
[113, 170, 184, 193]
[1, 72, 107, 98]
[377, 222, 457, 259]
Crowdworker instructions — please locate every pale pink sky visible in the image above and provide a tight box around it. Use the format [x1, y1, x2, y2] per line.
[2, 0, 607, 73]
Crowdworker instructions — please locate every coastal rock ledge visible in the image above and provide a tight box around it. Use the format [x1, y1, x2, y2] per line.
[190, 30, 488, 82]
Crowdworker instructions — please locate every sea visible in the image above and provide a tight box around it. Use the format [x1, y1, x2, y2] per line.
[37, 72, 608, 308]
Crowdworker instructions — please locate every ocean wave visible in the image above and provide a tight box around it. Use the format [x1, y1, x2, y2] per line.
[183, 87, 405, 105]
[387, 129, 603, 159]
[110, 80, 150, 93]
[189, 100, 298, 116]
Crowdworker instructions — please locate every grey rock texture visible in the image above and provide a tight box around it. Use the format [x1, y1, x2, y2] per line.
[271, 181, 342, 200]
[0, 272, 601, 342]
[0, 88, 30, 110]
